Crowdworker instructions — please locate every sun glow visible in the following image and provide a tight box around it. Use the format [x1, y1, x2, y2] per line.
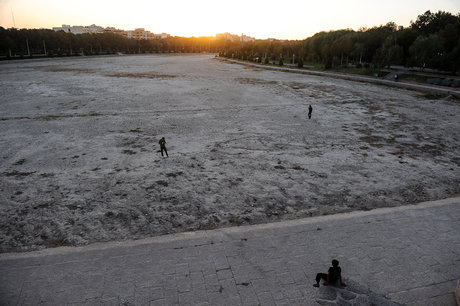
[1, 0, 459, 39]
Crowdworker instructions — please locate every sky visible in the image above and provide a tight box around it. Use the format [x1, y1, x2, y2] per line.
[1, 0, 459, 40]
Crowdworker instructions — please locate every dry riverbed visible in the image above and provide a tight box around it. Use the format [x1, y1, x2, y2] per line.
[0, 54, 459, 252]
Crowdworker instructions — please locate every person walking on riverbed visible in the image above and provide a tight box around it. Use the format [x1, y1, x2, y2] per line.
[308, 105, 313, 119]
[159, 137, 168, 157]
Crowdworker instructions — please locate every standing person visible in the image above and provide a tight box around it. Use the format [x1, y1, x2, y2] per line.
[313, 259, 346, 287]
[308, 105, 313, 119]
[159, 137, 168, 157]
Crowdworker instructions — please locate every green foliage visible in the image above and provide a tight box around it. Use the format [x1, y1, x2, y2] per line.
[0, 28, 226, 58]
[215, 10, 460, 73]
[297, 58, 303, 68]
[373, 35, 405, 68]
[409, 34, 445, 68]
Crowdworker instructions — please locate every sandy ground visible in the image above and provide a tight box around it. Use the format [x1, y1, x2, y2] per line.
[0, 54, 459, 253]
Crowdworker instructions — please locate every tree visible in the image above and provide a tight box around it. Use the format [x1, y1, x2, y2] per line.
[409, 34, 445, 68]
[374, 35, 404, 67]
[297, 58, 303, 68]
[411, 10, 458, 35]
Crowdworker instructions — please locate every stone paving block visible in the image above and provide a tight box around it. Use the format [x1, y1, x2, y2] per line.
[161, 275, 177, 290]
[178, 291, 194, 305]
[0, 276, 22, 298]
[175, 262, 190, 276]
[163, 288, 179, 305]
[207, 291, 241, 306]
[103, 268, 124, 281]
[250, 278, 271, 293]
[256, 291, 276, 306]
[236, 283, 259, 305]
[217, 267, 233, 280]
[299, 286, 317, 302]
[148, 286, 164, 301]
[189, 271, 205, 285]
[387, 280, 457, 305]
[176, 275, 192, 293]
[118, 295, 134, 305]
[157, 261, 177, 275]
[219, 278, 238, 296]
[264, 258, 285, 274]
[48, 285, 86, 304]
[212, 253, 230, 270]
[234, 264, 264, 280]
[277, 272, 295, 285]
[100, 297, 119, 306]
[72, 297, 99, 306]
[1, 293, 19, 306]
[146, 275, 163, 288]
[188, 260, 207, 273]
[118, 281, 135, 298]
[17, 293, 44, 306]
[288, 297, 310, 306]
[412, 293, 456, 306]
[191, 282, 207, 292]
[206, 291, 225, 304]
[134, 286, 152, 305]
[195, 244, 217, 258]
[85, 273, 104, 287]
[1, 258, 39, 271]
[149, 298, 166, 306]
[200, 263, 217, 276]
[193, 302, 210, 306]
[269, 287, 286, 301]
[226, 256, 243, 268]
[204, 273, 220, 292]
[235, 276, 256, 287]
[191, 287, 209, 304]
[290, 269, 308, 284]
[282, 286, 303, 299]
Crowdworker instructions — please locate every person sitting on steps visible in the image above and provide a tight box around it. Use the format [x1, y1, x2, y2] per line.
[314, 259, 346, 287]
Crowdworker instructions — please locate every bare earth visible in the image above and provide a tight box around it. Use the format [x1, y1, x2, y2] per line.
[0, 54, 459, 253]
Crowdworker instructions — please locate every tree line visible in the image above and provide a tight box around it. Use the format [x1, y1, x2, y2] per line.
[222, 10, 460, 73]
[1, 10, 459, 72]
[0, 28, 224, 57]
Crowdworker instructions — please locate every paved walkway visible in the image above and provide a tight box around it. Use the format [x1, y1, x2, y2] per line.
[0, 197, 459, 306]
[222, 58, 460, 98]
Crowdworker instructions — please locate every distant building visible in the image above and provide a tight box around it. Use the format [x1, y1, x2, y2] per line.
[104, 27, 125, 35]
[216, 32, 240, 42]
[216, 32, 255, 42]
[70, 26, 86, 34]
[125, 28, 147, 39]
[52, 24, 70, 32]
[86, 24, 105, 34]
[124, 28, 170, 40]
[52, 24, 170, 40]
[52, 24, 104, 34]
[158, 33, 170, 39]
[241, 34, 255, 42]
